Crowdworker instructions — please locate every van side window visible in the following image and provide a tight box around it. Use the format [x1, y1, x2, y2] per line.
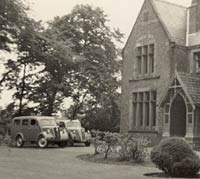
[30, 119, 37, 126]
[22, 119, 29, 126]
[14, 119, 20, 125]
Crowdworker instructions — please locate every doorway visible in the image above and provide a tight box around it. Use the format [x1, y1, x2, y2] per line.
[170, 94, 186, 137]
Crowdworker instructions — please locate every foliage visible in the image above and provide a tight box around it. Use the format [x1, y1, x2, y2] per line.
[1, 4, 77, 116]
[151, 137, 200, 177]
[117, 134, 151, 163]
[82, 93, 121, 132]
[0, 0, 27, 52]
[0, 104, 15, 136]
[0, 0, 28, 91]
[0, 0, 47, 115]
[48, 4, 123, 128]
[0, 3, 122, 125]
[26, 31, 76, 116]
[91, 130, 119, 159]
[91, 131, 151, 162]
[91, 130, 105, 155]
[103, 132, 120, 159]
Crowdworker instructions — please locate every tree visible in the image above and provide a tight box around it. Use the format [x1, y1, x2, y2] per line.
[0, 0, 28, 89]
[1, 0, 77, 116]
[48, 5, 123, 130]
[27, 28, 78, 116]
[3, 19, 77, 116]
[2, 17, 46, 116]
[0, 0, 27, 52]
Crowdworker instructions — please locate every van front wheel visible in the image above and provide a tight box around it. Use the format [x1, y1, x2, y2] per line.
[16, 135, 24, 148]
[37, 136, 48, 148]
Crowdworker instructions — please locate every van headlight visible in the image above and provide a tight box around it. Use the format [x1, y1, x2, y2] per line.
[72, 130, 77, 134]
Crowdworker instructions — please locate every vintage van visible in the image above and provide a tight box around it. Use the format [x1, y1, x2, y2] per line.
[56, 119, 91, 146]
[10, 116, 69, 148]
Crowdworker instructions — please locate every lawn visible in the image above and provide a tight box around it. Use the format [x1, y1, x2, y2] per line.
[78, 150, 154, 167]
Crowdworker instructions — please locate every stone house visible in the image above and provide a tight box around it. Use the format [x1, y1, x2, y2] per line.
[121, 0, 200, 144]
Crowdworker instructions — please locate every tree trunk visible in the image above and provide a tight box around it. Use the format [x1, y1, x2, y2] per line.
[18, 63, 27, 116]
[104, 145, 110, 160]
[72, 90, 88, 119]
[46, 90, 57, 116]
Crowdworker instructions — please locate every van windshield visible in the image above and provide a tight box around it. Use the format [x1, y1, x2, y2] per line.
[39, 119, 57, 126]
[66, 121, 81, 128]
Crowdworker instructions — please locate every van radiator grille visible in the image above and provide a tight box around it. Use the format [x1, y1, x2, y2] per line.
[81, 129, 86, 140]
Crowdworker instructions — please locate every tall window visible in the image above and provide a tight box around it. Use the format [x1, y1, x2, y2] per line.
[137, 47, 142, 75]
[136, 44, 154, 76]
[149, 44, 154, 73]
[194, 52, 200, 72]
[132, 91, 156, 129]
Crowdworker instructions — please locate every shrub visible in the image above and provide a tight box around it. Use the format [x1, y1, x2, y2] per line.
[91, 131, 151, 162]
[103, 132, 119, 159]
[151, 137, 200, 177]
[117, 134, 151, 163]
[91, 130, 119, 158]
[90, 130, 104, 155]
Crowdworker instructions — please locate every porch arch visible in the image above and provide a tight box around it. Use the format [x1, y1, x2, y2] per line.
[170, 93, 187, 137]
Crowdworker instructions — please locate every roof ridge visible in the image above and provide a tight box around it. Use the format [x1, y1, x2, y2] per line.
[152, 0, 187, 9]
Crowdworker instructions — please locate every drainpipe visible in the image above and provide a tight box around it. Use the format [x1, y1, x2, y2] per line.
[186, 7, 190, 46]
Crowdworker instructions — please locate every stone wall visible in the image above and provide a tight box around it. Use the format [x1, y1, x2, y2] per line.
[121, 0, 173, 139]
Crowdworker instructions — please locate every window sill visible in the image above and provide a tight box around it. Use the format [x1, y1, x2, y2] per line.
[129, 74, 160, 82]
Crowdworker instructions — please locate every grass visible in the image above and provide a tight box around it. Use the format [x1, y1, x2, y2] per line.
[77, 152, 154, 167]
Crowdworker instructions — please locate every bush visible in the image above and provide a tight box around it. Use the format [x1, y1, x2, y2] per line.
[91, 130, 106, 155]
[151, 137, 200, 177]
[91, 131, 151, 162]
[117, 134, 151, 163]
[103, 132, 119, 159]
[91, 130, 119, 158]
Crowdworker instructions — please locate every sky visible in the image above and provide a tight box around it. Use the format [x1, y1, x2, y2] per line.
[0, 0, 192, 108]
[27, 0, 192, 43]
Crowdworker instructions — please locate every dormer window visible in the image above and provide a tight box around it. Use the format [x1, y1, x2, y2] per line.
[194, 52, 200, 72]
[136, 44, 155, 76]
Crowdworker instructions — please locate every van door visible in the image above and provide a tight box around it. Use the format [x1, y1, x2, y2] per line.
[21, 119, 29, 141]
[11, 119, 21, 140]
[28, 119, 40, 141]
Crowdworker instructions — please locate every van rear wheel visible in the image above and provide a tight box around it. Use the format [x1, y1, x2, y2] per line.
[37, 136, 48, 148]
[16, 135, 24, 148]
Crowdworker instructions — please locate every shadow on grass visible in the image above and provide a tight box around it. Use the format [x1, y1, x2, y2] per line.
[144, 172, 200, 178]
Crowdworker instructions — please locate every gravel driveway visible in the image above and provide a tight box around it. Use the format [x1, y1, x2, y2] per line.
[0, 145, 165, 179]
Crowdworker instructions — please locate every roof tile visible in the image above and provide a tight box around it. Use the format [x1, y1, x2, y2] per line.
[178, 72, 200, 105]
[151, 0, 187, 45]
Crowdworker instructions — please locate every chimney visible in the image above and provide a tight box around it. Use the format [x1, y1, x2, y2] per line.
[189, 0, 200, 34]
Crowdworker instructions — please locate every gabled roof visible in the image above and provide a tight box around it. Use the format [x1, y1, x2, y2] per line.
[151, 0, 187, 46]
[178, 72, 200, 105]
[159, 72, 200, 107]
[123, 0, 188, 54]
